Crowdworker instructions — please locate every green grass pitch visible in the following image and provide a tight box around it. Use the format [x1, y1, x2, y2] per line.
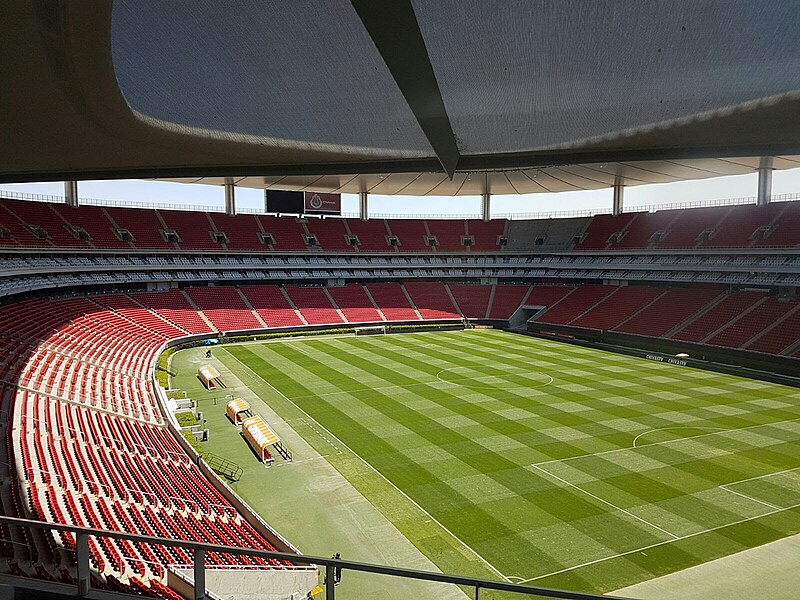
[206, 329, 800, 594]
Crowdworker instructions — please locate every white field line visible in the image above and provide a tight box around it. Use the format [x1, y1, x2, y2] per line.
[517, 495, 800, 584]
[720, 486, 781, 510]
[222, 348, 512, 583]
[632, 426, 730, 448]
[288, 379, 445, 401]
[531, 416, 800, 468]
[521, 456, 800, 584]
[529, 465, 679, 540]
[299, 417, 341, 452]
[288, 342, 316, 357]
[719, 465, 800, 510]
[435, 367, 554, 389]
[722, 465, 800, 486]
[237, 334, 355, 347]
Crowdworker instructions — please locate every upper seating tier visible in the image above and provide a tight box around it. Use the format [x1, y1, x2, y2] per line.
[2, 198, 799, 251]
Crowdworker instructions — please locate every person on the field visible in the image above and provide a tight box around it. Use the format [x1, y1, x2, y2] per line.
[334, 553, 342, 584]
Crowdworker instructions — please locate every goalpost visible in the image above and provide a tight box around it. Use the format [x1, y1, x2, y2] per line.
[354, 325, 387, 336]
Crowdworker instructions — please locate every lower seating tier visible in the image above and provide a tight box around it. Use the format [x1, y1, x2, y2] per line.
[0, 280, 797, 596]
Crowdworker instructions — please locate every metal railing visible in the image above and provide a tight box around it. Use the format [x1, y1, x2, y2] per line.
[2, 187, 800, 221]
[0, 189, 226, 213]
[202, 452, 243, 481]
[0, 514, 631, 600]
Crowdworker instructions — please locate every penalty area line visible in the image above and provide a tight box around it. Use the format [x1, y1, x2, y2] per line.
[516, 495, 800, 585]
[221, 348, 512, 583]
[531, 416, 800, 468]
[529, 465, 678, 540]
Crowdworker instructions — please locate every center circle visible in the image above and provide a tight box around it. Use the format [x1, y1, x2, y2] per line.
[436, 365, 553, 390]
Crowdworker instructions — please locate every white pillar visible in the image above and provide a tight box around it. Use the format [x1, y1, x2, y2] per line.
[481, 172, 491, 221]
[64, 181, 79, 207]
[757, 157, 774, 206]
[359, 191, 369, 221]
[224, 180, 236, 216]
[612, 176, 624, 216]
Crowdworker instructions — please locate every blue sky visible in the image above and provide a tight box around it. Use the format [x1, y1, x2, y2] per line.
[2, 168, 799, 217]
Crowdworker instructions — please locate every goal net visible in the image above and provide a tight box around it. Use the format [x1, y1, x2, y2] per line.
[355, 325, 387, 336]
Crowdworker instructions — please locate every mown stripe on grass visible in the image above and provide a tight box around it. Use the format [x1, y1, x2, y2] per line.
[251, 339, 672, 577]
[222, 332, 800, 593]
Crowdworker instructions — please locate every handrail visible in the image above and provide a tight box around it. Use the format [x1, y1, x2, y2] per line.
[0, 514, 631, 599]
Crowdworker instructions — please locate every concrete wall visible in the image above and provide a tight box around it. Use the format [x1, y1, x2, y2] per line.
[175, 567, 318, 600]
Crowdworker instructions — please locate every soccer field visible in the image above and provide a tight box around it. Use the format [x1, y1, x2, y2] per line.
[214, 329, 800, 594]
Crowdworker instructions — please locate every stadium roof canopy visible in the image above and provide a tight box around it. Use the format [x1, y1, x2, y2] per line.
[4, 1, 800, 195]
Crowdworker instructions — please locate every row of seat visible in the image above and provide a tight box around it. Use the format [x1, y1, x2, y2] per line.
[132, 283, 533, 333]
[2, 197, 800, 252]
[574, 202, 800, 250]
[0, 294, 299, 594]
[532, 284, 800, 355]
[0, 199, 506, 252]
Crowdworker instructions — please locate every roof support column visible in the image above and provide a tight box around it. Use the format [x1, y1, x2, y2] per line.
[64, 180, 78, 207]
[224, 179, 236, 216]
[757, 156, 774, 206]
[612, 176, 624, 216]
[359, 191, 369, 221]
[481, 172, 491, 221]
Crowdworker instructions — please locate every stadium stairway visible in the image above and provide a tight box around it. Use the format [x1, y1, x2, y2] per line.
[403, 282, 460, 320]
[327, 284, 384, 323]
[746, 304, 800, 354]
[278, 287, 309, 325]
[672, 292, 768, 343]
[489, 285, 534, 320]
[239, 285, 305, 328]
[364, 283, 421, 321]
[615, 288, 723, 338]
[361, 285, 389, 321]
[535, 284, 614, 325]
[321, 287, 349, 322]
[179, 290, 219, 331]
[235, 288, 269, 328]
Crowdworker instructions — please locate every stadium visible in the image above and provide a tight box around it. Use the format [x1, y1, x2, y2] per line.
[2, 2, 800, 600]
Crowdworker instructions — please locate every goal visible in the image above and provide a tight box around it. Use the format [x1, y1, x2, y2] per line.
[355, 325, 387, 336]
